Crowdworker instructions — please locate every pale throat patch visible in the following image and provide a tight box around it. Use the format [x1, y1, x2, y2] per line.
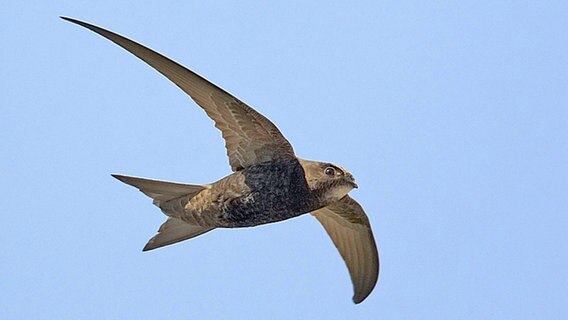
[325, 184, 354, 202]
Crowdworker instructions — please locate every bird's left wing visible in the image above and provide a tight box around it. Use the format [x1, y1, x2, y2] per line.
[62, 17, 295, 171]
[311, 195, 379, 304]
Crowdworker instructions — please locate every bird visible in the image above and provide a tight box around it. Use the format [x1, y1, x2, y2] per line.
[62, 17, 379, 304]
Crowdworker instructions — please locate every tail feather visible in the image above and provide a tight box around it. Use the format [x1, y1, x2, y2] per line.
[112, 174, 208, 205]
[143, 217, 215, 251]
[112, 174, 216, 250]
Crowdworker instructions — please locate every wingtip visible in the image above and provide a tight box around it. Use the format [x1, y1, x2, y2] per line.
[60, 16, 94, 29]
[60, 16, 76, 23]
[351, 280, 377, 304]
[351, 277, 378, 304]
[352, 295, 364, 304]
[111, 173, 127, 182]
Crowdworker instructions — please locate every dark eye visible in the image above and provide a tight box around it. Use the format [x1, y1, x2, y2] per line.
[324, 167, 336, 176]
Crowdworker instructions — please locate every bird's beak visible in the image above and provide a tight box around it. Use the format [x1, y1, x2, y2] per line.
[346, 173, 358, 189]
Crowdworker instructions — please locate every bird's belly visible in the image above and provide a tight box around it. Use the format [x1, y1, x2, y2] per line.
[218, 159, 314, 227]
[179, 158, 314, 228]
[218, 191, 309, 227]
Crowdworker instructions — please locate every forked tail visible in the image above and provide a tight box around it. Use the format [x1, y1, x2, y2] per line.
[112, 174, 207, 206]
[112, 174, 215, 251]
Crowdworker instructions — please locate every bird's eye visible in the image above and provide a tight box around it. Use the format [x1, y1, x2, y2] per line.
[324, 167, 336, 176]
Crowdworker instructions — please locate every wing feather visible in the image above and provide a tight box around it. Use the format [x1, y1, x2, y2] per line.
[311, 195, 379, 304]
[62, 17, 295, 171]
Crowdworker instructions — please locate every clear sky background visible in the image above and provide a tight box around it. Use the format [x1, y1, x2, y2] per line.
[2, 1, 567, 319]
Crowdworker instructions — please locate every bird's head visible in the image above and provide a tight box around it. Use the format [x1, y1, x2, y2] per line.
[298, 158, 358, 205]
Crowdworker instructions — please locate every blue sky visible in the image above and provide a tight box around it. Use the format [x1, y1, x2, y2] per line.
[2, 1, 567, 319]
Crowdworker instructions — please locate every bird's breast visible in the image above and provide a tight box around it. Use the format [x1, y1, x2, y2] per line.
[217, 158, 314, 227]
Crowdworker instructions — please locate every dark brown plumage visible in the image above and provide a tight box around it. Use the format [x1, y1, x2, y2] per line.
[63, 17, 379, 304]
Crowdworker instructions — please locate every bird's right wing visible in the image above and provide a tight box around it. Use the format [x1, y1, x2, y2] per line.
[311, 195, 379, 304]
[62, 17, 295, 171]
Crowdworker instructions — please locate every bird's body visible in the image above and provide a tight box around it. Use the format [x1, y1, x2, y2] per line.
[63, 16, 380, 304]
[160, 157, 314, 228]
[138, 157, 355, 228]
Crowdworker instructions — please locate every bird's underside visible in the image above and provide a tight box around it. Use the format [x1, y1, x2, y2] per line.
[149, 157, 315, 228]
[63, 16, 380, 304]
